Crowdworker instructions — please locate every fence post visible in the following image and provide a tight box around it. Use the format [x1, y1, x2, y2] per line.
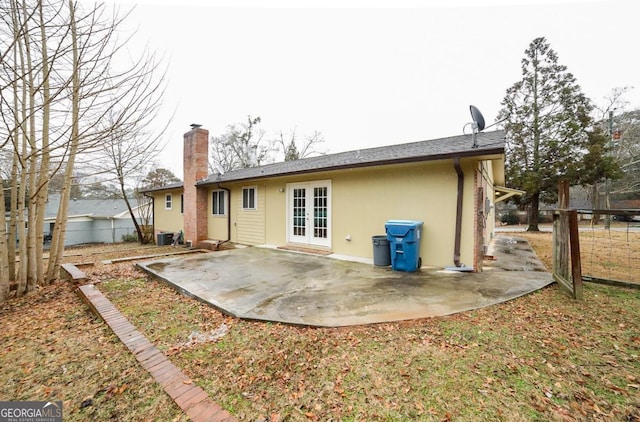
[568, 210, 583, 300]
[557, 181, 569, 281]
[553, 180, 583, 300]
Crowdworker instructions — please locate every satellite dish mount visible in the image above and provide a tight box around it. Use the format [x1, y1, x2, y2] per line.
[469, 105, 485, 148]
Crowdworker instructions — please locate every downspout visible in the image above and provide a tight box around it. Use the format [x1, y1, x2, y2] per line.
[446, 157, 473, 271]
[217, 184, 231, 250]
[453, 158, 464, 267]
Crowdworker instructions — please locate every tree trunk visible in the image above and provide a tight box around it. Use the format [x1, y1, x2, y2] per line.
[117, 174, 144, 244]
[527, 192, 541, 231]
[22, 0, 38, 293]
[14, 0, 29, 296]
[36, 0, 52, 285]
[47, 0, 81, 282]
[0, 182, 9, 302]
[591, 183, 600, 225]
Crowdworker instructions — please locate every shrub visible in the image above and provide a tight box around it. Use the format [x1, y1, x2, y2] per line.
[121, 232, 138, 243]
[500, 211, 520, 225]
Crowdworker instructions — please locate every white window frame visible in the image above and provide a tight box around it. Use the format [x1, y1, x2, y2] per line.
[212, 190, 226, 216]
[242, 186, 257, 211]
[164, 193, 172, 210]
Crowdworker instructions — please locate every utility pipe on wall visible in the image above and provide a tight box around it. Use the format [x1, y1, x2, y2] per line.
[453, 157, 464, 268]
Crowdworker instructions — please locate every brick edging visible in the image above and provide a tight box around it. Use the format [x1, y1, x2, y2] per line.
[77, 284, 237, 422]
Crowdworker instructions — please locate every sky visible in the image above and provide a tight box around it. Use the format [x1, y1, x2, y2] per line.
[99, 0, 640, 177]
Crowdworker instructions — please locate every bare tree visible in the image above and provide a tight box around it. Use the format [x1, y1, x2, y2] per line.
[590, 87, 639, 222]
[209, 117, 327, 173]
[275, 129, 326, 161]
[210, 116, 271, 172]
[0, 0, 170, 296]
[100, 93, 170, 244]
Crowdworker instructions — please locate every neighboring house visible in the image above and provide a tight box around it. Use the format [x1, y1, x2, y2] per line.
[43, 194, 148, 246]
[146, 126, 508, 271]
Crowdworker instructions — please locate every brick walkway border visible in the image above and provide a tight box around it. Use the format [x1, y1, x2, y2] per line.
[77, 284, 237, 422]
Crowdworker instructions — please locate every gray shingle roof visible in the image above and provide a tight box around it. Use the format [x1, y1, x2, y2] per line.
[44, 195, 140, 219]
[200, 130, 505, 185]
[141, 181, 184, 193]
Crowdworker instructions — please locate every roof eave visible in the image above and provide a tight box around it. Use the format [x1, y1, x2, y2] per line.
[140, 184, 184, 194]
[198, 147, 505, 186]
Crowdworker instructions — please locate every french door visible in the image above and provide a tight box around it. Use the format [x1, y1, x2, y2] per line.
[287, 181, 331, 248]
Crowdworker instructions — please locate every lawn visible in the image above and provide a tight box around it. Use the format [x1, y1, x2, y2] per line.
[515, 225, 640, 285]
[1, 239, 639, 421]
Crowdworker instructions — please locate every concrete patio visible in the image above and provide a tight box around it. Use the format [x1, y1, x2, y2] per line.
[137, 235, 554, 327]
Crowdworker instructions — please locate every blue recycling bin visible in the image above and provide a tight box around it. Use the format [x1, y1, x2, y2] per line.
[385, 220, 424, 272]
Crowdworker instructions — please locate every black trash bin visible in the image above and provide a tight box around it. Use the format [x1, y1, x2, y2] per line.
[372, 235, 391, 266]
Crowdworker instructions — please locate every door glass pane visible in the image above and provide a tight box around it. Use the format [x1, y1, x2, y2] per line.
[293, 188, 306, 236]
[313, 187, 328, 239]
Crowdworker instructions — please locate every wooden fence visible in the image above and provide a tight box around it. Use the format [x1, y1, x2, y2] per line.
[552, 209, 583, 299]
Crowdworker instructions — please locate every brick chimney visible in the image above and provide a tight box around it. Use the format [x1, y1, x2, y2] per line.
[183, 126, 209, 245]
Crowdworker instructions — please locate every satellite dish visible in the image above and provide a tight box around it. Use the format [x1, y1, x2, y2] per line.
[468, 105, 486, 148]
[469, 105, 485, 131]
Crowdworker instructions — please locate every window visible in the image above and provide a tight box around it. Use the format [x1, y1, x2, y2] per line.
[180, 194, 184, 214]
[212, 190, 226, 216]
[242, 187, 256, 210]
[165, 194, 172, 210]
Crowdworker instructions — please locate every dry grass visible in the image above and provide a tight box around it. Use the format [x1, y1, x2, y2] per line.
[1, 241, 639, 421]
[0, 281, 186, 421]
[101, 274, 640, 421]
[517, 223, 640, 284]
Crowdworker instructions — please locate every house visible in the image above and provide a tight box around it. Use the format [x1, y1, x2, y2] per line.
[146, 126, 507, 271]
[43, 194, 149, 246]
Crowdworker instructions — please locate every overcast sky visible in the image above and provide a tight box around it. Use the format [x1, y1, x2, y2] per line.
[103, 0, 639, 176]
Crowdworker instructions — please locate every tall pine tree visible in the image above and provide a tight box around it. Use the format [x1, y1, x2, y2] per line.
[498, 37, 592, 231]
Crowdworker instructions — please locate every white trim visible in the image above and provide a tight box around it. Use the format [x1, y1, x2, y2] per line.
[242, 186, 257, 210]
[211, 189, 227, 216]
[164, 193, 173, 210]
[286, 180, 331, 248]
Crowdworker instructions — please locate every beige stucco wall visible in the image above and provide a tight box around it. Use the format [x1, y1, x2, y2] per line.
[329, 160, 475, 267]
[207, 158, 484, 268]
[152, 189, 184, 236]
